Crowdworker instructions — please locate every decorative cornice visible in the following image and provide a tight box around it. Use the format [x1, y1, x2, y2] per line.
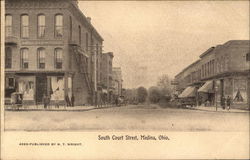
[21, 39, 64, 46]
[6, 0, 69, 9]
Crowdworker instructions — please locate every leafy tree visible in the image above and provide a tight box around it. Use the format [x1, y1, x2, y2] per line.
[148, 86, 161, 103]
[137, 86, 148, 103]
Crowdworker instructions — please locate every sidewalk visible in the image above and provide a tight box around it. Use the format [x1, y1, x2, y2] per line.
[5, 104, 116, 111]
[187, 105, 250, 113]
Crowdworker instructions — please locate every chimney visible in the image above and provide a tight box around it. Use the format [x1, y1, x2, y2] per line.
[87, 17, 91, 24]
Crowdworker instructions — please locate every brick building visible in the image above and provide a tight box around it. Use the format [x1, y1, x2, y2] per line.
[4, 0, 103, 105]
[174, 40, 250, 108]
[100, 52, 114, 103]
[112, 67, 123, 97]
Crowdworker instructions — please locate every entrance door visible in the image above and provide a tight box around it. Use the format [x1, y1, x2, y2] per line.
[36, 75, 47, 104]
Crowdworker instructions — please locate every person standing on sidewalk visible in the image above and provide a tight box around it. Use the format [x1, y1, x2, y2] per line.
[226, 96, 231, 111]
[43, 94, 48, 109]
[71, 94, 75, 107]
[221, 96, 226, 110]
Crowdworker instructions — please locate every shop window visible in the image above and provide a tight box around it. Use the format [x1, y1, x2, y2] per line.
[55, 48, 62, 69]
[18, 77, 34, 100]
[5, 15, 12, 37]
[50, 76, 64, 100]
[38, 14, 45, 38]
[55, 14, 63, 38]
[5, 47, 12, 68]
[20, 48, 29, 69]
[21, 14, 29, 38]
[38, 48, 45, 69]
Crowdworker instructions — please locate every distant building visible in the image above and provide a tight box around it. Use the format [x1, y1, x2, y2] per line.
[101, 52, 114, 103]
[174, 40, 250, 108]
[4, 0, 103, 105]
[112, 67, 123, 97]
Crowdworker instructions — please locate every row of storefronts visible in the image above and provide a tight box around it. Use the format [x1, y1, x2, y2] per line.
[175, 40, 250, 108]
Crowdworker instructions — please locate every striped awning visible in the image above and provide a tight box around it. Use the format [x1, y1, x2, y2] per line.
[198, 81, 213, 93]
[178, 86, 196, 98]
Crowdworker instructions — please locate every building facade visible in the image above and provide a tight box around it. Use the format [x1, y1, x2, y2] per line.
[4, 0, 103, 105]
[112, 67, 123, 97]
[100, 52, 114, 103]
[174, 40, 250, 108]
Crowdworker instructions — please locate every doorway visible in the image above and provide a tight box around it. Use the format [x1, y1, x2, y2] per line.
[36, 75, 47, 104]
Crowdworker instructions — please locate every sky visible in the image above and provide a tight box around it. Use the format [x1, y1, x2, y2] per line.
[78, 1, 249, 89]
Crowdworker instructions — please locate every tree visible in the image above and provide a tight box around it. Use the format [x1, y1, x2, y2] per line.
[137, 86, 148, 103]
[157, 74, 173, 96]
[148, 86, 161, 103]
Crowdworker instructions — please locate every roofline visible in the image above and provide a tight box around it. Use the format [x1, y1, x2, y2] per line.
[69, 1, 104, 41]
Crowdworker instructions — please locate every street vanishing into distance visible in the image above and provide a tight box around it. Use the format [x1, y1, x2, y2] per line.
[5, 105, 249, 132]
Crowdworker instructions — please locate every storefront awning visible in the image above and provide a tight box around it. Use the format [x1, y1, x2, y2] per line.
[178, 86, 196, 98]
[198, 81, 213, 93]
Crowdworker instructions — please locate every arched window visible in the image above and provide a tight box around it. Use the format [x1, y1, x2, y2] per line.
[69, 16, 72, 40]
[21, 14, 29, 38]
[54, 48, 63, 69]
[37, 48, 45, 69]
[20, 48, 29, 69]
[5, 15, 12, 37]
[5, 47, 12, 68]
[79, 25, 81, 44]
[55, 14, 63, 37]
[38, 14, 45, 38]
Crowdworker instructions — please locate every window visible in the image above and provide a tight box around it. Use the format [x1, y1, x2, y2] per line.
[79, 26, 81, 44]
[55, 48, 62, 69]
[96, 44, 99, 56]
[20, 48, 29, 69]
[5, 47, 12, 68]
[246, 53, 250, 61]
[69, 16, 72, 40]
[21, 14, 29, 38]
[7, 77, 15, 88]
[55, 14, 63, 37]
[5, 15, 12, 37]
[86, 33, 89, 51]
[38, 14, 45, 38]
[37, 48, 45, 69]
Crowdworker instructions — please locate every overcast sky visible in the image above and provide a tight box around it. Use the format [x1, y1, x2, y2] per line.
[78, 1, 249, 89]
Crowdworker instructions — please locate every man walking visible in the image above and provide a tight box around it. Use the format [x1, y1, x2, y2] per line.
[226, 96, 231, 111]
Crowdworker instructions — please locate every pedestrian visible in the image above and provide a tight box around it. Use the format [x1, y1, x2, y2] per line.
[221, 96, 226, 110]
[65, 94, 71, 107]
[71, 94, 75, 107]
[226, 96, 231, 111]
[43, 93, 48, 109]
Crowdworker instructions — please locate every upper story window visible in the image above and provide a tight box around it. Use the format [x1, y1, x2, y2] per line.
[246, 53, 250, 61]
[21, 14, 29, 38]
[5, 47, 12, 68]
[37, 48, 45, 69]
[5, 15, 12, 37]
[69, 16, 72, 40]
[55, 14, 63, 38]
[79, 26, 81, 45]
[38, 14, 45, 38]
[86, 33, 89, 51]
[20, 48, 29, 69]
[55, 48, 63, 69]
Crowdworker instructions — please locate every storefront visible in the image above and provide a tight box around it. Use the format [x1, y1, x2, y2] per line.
[4, 72, 73, 105]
